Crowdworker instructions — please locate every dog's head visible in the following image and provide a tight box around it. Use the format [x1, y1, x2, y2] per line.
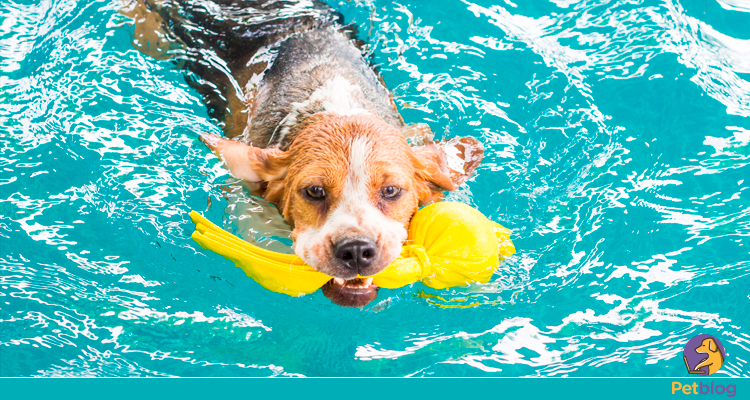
[695, 338, 720, 355]
[202, 114, 482, 305]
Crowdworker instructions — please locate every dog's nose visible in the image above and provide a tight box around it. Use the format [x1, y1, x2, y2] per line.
[334, 238, 376, 272]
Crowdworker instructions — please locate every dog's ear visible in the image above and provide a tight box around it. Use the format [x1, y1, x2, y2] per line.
[708, 339, 717, 352]
[439, 137, 484, 186]
[200, 133, 289, 184]
[411, 143, 455, 206]
[410, 137, 484, 206]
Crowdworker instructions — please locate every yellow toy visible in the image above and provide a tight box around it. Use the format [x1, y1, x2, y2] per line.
[190, 202, 515, 297]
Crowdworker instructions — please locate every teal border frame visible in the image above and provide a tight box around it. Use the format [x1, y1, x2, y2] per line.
[0, 377, 745, 400]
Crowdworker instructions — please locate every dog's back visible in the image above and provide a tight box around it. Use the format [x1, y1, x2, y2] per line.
[249, 28, 404, 149]
[141, 0, 403, 145]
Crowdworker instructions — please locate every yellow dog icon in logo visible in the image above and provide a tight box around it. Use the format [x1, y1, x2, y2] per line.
[693, 337, 724, 375]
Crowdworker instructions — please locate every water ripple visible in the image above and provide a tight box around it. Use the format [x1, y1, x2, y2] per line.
[1, 0, 748, 376]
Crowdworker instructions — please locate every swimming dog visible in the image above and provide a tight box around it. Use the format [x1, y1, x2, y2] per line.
[126, 0, 484, 306]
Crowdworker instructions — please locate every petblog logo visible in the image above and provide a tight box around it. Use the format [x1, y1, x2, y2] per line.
[672, 334, 735, 397]
[684, 334, 725, 375]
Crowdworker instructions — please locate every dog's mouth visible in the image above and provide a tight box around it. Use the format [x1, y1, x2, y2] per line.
[322, 277, 379, 307]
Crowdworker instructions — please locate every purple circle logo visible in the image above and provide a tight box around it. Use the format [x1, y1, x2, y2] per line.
[683, 334, 726, 375]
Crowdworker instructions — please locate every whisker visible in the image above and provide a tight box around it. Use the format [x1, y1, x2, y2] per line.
[289, 255, 303, 271]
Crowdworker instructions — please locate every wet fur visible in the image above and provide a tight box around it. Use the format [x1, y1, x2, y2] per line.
[128, 0, 484, 282]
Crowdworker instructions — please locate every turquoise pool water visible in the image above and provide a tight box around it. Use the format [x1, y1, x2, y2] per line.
[1, 0, 749, 377]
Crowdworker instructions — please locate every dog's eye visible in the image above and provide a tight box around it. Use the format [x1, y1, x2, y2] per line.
[305, 186, 326, 199]
[382, 186, 401, 199]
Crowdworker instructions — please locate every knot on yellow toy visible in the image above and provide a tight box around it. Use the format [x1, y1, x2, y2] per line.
[190, 201, 515, 296]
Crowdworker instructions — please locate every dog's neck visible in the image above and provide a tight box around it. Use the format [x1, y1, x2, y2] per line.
[267, 76, 372, 149]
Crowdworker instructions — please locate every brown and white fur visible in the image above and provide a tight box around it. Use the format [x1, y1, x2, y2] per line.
[127, 0, 484, 306]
